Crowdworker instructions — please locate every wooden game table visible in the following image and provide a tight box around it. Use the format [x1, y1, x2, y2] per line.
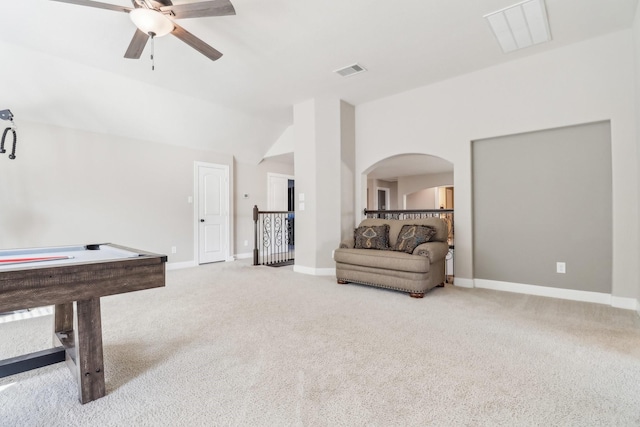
[0, 243, 167, 403]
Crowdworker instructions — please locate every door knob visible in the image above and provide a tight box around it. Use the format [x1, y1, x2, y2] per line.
[200, 219, 205, 222]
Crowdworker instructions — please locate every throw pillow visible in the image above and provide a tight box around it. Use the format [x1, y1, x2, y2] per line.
[393, 225, 436, 254]
[354, 225, 390, 250]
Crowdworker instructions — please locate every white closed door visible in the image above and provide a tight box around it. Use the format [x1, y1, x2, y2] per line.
[268, 174, 290, 211]
[198, 164, 229, 264]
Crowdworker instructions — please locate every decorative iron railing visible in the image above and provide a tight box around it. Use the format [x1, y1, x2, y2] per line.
[253, 205, 295, 266]
[363, 209, 454, 244]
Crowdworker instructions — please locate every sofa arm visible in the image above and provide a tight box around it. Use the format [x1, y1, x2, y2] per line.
[413, 241, 449, 263]
[339, 238, 355, 249]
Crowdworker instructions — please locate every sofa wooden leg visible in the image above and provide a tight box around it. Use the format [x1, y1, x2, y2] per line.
[409, 292, 424, 298]
[337, 280, 348, 284]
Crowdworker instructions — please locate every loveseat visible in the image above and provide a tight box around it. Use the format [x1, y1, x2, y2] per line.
[334, 217, 449, 298]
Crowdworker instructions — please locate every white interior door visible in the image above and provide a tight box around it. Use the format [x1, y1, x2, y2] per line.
[267, 173, 291, 211]
[198, 164, 229, 264]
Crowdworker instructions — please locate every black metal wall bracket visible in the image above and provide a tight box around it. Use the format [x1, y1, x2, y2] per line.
[0, 109, 17, 159]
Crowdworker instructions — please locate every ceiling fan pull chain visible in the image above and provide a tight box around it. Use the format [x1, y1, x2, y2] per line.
[150, 32, 155, 71]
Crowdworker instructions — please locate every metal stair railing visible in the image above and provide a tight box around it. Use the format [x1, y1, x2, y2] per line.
[253, 205, 295, 266]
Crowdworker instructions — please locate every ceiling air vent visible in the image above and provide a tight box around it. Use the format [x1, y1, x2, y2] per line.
[334, 63, 367, 77]
[484, 0, 551, 53]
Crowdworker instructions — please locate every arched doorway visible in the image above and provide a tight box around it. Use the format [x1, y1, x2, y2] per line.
[364, 153, 453, 211]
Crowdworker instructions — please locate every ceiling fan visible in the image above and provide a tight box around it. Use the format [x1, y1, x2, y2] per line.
[51, 0, 235, 62]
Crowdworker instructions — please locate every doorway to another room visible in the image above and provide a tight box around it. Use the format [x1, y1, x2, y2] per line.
[253, 173, 295, 266]
[376, 187, 390, 211]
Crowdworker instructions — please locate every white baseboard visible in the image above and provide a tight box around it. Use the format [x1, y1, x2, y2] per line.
[475, 279, 638, 310]
[453, 278, 474, 288]
[611, 296, 638, 310]
[293, 265, 336, 276]
[475, 279, 610, 305]
[166, 260, 197, 271]
[167, 258, 236, 269]
[235, 252, 253, 260]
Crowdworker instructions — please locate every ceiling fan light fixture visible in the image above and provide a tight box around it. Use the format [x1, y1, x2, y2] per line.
[129, 8, 174, 37]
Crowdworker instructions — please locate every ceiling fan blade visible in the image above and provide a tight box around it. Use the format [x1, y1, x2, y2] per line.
[171, 24, 223, 61]
[50, 0, 132, 13]
[124, 29, 150, 59]
[160, 0, 235, 19]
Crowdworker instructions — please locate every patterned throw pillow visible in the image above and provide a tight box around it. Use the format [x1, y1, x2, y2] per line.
[393, 225, 437, 254]
[354, 225, 390, 250]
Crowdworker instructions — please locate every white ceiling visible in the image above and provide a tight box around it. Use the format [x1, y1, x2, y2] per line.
[0, 0, 637, 164]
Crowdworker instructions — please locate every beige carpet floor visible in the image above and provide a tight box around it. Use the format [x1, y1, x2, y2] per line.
[1, 260, 640, 426]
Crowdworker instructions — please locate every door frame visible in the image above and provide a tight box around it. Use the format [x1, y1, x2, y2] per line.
[376, 186, 390, 211]
[193, 161, 232, 264]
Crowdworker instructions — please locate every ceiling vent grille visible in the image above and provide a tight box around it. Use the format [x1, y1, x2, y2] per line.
[484, 0, 551, 53]
[334, 63, 367, 77]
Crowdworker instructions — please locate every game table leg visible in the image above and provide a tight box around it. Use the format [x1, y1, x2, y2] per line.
[54, 303, 73, 334]
[54, 299, 106, 403]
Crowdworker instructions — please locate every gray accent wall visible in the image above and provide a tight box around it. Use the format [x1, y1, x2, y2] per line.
[472, 121, 612, 293]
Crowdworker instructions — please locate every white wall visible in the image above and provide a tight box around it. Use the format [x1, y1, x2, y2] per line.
[293, 100, 319, 270]
[0, 121, 234, 265]
[0, 121, 297, 265]
[634, 6, 640, 313]
[406, 188, 436, 209]
[264, 126, 294, 159]
[356, 30, 639, 299]
[397, 172, 453, 208]
[340, 102, 356, 241]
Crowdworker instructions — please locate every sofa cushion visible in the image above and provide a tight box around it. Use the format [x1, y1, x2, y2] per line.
[354, 224, 390, 250]
[334, 248, 430, 273]
[392, 225, 437, 253]
[358, 217, 448, 246]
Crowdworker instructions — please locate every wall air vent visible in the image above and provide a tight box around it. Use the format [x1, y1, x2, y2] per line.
[484, 0, 551, 53]
[334, 63, 367, 77]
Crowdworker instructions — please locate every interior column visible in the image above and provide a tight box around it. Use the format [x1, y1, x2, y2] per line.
[293, 97, 355, 274]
